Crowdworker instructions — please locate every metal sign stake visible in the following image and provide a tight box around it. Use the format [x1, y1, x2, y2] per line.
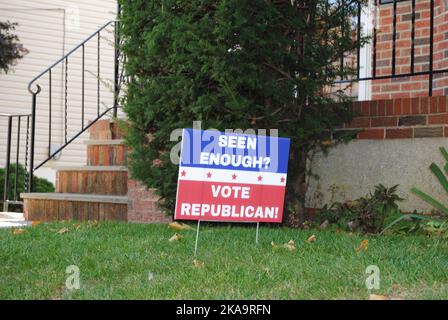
[194, 220, 201, 257]
[255, 222, 260, 244]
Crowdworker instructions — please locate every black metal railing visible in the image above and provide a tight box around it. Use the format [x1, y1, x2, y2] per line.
[26, 19, 125, 193]
[1, 113, 31, 212]
[338, 0, 444, 96]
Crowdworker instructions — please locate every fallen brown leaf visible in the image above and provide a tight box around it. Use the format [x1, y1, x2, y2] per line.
[283, 240, 296, 251]
[57, 227, 69, 235]
[169, 233, 182, 242]
[13, 228, 27, 235]
[88, 220, 99, 228]
[193, 259, 204, 268]
[307, 235, 317, 243]
[31, 221, 41, 227]
[302, 220, 311, 230]
[357, 239, 369, 253]
[168, 222, 193, 231]
[271, 240, 296, 251]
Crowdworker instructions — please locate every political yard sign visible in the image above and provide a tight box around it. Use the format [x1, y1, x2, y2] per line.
[174, 129, 290, 223]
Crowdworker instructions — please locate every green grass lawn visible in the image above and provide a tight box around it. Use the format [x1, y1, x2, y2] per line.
[0, 221, 447, 299]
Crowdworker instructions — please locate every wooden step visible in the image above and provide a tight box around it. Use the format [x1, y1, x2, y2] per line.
[55, 166, 128, 196]
[85, 140, 128, 166]
[21, 193, 128, 221]
[89, 119, 126, 140]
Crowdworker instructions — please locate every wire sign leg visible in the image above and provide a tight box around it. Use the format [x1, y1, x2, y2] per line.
[255, 222, 260, 244]
[194, 220, 201, 257]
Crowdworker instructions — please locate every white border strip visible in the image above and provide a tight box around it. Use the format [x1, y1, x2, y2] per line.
[178, 166, 287, 186]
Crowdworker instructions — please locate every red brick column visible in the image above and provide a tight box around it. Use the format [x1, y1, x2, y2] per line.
[127, 179, 172, 223]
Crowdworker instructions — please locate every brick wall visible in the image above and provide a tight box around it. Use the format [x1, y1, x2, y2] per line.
[373, 0, 448, 99]
[127, 179, 172, 223]
[342, 96, 448, 138]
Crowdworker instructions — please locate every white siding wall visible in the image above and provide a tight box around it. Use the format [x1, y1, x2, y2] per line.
[0, 0, 118, 183]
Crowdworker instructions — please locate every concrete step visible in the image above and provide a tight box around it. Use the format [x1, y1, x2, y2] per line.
[84, 139, 125, 145]
[0, 212, 31, 228]
[21, 193, 128, 203]
[55, 166, 128, 196]
[21, 193, 128, 221]
[54, 165, 127, 171]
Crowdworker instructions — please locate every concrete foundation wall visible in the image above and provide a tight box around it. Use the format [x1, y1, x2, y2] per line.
[307, 137, 448, 212]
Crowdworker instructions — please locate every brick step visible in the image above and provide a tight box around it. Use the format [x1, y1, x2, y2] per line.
[89, 119, 126, 140]
[85, 140, 128, 166]
[21, 193, 128, 221]
[55, 166, 128, 196]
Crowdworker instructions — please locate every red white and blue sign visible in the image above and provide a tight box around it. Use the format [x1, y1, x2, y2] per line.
[174, 129, 290, 223]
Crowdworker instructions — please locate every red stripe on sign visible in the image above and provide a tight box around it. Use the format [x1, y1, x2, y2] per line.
[175, 180, 286, 223]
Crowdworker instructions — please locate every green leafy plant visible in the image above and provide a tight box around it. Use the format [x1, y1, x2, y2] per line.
[382, 147, 448, 236]
[0, 164, 54, 211]
[318, 184, 403, 234]
[422, 220, 448, 238]
[381, 211, 448, 238]
[119, 0, 369, 225]
[0, 21, 28, 73]
[410, 147, 448, 215]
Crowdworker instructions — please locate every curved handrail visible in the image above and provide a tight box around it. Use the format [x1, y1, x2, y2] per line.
[27, 20, 117, 94]
[26, 18, 122, 192]
[0, 113, 32, 117]
[33, 106, 117, 171]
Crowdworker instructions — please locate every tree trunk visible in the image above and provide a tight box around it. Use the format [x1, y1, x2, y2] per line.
[285, 147, 308, 228]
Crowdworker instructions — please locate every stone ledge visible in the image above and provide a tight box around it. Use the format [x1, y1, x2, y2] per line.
[84, 139, 126, 145]
[53, 166, 128, 171]
[20, 193, 128, 204]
